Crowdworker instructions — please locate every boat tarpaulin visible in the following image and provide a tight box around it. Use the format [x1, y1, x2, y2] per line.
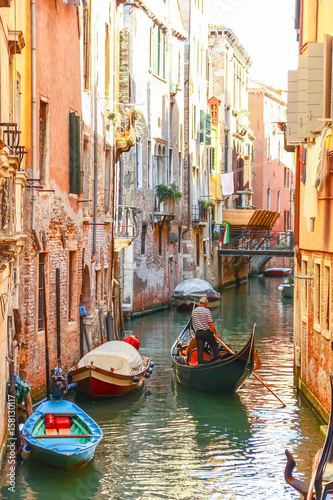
[172, 278, 216, 302]
[78, 341, 143, 375]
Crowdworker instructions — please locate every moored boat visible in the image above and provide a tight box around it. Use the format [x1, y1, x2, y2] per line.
[171, 321, 255, 393]
[264, 267, 292, 276]
[277, 271, 294, 299]
[68, 339, 153, 398]
[172, 278, 221, 311]
[22, 399, 102, 470]
[285, 375, 333, 499]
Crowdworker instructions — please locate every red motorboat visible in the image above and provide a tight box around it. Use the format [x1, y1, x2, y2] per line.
[264, 267, 292, 276]
[69, 340, 153, 398]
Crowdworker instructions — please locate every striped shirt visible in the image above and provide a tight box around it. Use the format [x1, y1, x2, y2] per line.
[191, 305, 213, 331]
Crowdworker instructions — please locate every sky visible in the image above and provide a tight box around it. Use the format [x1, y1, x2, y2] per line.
[207, 0, 299, 90]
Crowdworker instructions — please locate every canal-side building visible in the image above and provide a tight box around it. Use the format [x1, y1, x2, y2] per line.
[248, 80, 295, 236]
[207, 26, 255, 286]
[178, 0, 217, 287]
[289, 0, 333, 420]
[0, 2, 29, 463]
[21, 0, 83, 401]
[118, 0, 187, 316]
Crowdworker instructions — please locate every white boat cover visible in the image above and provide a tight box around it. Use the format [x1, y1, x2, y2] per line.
[78, 341, 144, 376]
[172, 278, 218, 302]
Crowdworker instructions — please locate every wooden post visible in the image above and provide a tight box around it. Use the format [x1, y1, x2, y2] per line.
[13, 309, 33, 417]
[42, 269, 50, 400]
[7, 316, 20, 450]
[118, 284, 125, 338]
[56, 268, 61, 366]
[168, 262, 173, 311]
[175, 261, 179, 285]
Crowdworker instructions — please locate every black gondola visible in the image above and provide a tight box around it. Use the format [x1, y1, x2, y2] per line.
[285, 375, 333, 499]
[171, 321, 255, 393]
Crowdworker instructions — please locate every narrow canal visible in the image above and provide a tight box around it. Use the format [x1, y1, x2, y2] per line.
[0, 277, 325, 499]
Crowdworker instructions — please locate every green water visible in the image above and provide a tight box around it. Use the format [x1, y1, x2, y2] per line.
[0, 277, 325, 499]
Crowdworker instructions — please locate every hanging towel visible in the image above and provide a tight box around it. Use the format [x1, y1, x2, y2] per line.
[314, 129, 328, 192]
[221, 172, 234, 196]
[303, 140, 319, 232]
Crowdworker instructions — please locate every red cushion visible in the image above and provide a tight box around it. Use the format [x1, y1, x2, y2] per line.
[45, 414, 56, 429]
[188, 349, 210, 366]
[123, 335, 140, 350]
[55, 416, 71, 429]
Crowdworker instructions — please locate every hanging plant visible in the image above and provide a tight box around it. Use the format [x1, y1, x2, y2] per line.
[131, 108, 142, 122]
[155, 183, 182, 202]
[199, 198, 215, 208]
[108, 111, 122, 128]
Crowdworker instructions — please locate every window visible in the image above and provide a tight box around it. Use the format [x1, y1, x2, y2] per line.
[192, 105, 197, 139]
[38, 254, 45, 331]
[284, 210, 290, 231]
[314, 261, 321, 327]
[301, 258, 308, 317]
[284, 167, 290, 189]
[324, 264, 331, 332]
[136, 138, 142, 188]
[105, 147, 111, 214]
[277, 191, 281, 213]
[151, 26, 165, 78]
[148, 141, 152, 189]
[95, 269, 101, 305]
[168, 148, 173, 184]
[196, 233, 200, 267]
[178, 226, 182, 254]
[69, 111, 82, 194]
[178, 152, 182, 192]
[158, 226, 163, 256]
[39, 98, 50, 188]
[83, 5, 90, 91]
[105, 23, 110, 99]
[141, 224, 147, 255]
[267, 187, 271, 210]
[68, 252, 74, 321]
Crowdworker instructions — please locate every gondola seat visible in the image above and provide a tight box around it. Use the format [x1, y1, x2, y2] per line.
[187, 348, 211, 366]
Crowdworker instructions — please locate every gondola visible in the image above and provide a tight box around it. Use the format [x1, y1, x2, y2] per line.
[171, 320, 255, 393]
[285, 375, 333, 499]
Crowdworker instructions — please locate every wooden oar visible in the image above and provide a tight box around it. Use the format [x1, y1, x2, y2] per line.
[34, 434, 92, 439]
[215, 332, 286, 407]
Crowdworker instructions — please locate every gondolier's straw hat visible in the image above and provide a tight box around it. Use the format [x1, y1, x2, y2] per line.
[199, 296, 208, 304]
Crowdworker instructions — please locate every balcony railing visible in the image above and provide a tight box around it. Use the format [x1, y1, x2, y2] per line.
[192, 204, 208, 224]
[113, 206, 138, 251]
[0, 123, 27, 168]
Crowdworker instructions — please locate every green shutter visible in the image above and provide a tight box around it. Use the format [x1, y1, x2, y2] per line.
[200, 110, 205, 143]
[74, 115, 81, 194]
[69, 112, 75, 193]
[152, 26, 159, 74]
[69, 112, 81, 194]
[205, 112, 212, 145]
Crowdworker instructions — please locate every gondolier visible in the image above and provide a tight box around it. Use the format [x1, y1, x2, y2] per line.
[191, 297, 220, 364]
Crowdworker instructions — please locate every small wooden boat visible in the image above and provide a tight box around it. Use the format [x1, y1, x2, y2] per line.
[285, 375, 333, 499]
[22, 399, 102, 470]
[264, 267, 292, 276]
[171, 321, 255, 393]
[69, 340, 153, 398]
[172, 278, 221, 310]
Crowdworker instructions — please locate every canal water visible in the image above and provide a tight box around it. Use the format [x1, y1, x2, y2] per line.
[0, 277, 325, 499]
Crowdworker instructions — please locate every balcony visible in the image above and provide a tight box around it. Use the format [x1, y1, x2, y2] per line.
[154, 197, 176, 224]
[113, 205, 138, 252]
[192, 204, 209, 225]
[0, 123, 27, 168]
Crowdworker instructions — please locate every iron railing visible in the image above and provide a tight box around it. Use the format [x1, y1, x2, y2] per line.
[192, 204, 208, 223]
[114, 205, 138, 240]
[0, 122, 27, 168]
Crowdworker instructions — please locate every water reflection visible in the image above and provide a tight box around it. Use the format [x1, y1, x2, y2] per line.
[0, 277, 325, 499]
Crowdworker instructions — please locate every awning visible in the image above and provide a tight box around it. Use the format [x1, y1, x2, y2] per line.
[222, 209, 279, 230]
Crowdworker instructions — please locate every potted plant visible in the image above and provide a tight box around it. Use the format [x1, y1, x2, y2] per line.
[108, 111, 122, 128]
[199, 198, 215, 209]
[155, 183, 182, 202]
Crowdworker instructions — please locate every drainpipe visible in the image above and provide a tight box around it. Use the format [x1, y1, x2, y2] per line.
[93, 17, 97, 255]
[30, 0, 40, 252]
[182, 0, 191, 235]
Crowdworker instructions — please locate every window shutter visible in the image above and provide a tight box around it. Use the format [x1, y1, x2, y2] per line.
[74, 114, 81, 194]
[200, 110, 205, 143]
[69, 112, 75, 193]
[205, 113, 212, 145]
[152, 26, 159, 74]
